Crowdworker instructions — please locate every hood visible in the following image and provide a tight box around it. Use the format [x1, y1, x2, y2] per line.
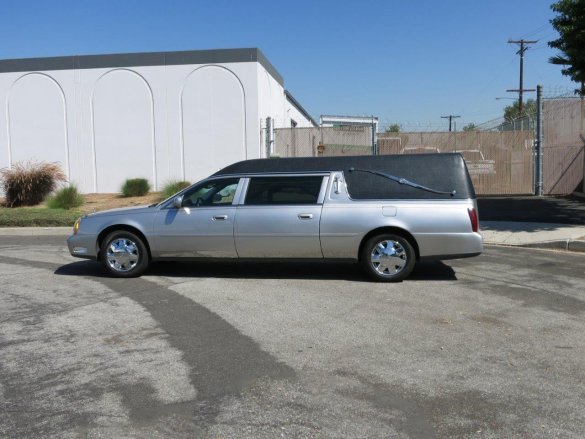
[86, 205, 156, 218]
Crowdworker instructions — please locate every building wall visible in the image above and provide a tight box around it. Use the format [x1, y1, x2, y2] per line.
[256, 65, 314, 130]
[285, 98, 315, 128]
[0, 61, 269, 193]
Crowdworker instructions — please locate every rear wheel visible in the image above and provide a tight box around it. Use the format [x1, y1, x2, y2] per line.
[101, 230, 149, 278]
[361, 234, 415, 282]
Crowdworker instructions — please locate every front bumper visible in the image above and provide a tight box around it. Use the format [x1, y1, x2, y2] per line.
[67, 234, 99, 260]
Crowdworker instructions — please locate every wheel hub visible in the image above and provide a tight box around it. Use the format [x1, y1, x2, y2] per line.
[371, 240, 407, 276]
[106, 238, 139, 272]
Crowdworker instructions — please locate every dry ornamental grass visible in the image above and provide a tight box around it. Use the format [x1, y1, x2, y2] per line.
[0, 161, 67, 207]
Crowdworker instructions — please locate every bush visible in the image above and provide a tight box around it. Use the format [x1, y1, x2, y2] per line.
[0, 161, 67, 207]
[160, 180, 191, 200]
[47, 185, 84, 210]
[121, 178, 150, 197]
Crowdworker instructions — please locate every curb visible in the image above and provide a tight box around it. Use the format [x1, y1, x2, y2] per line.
[486, 239, 585, 253]
[0, 227, 70, 236]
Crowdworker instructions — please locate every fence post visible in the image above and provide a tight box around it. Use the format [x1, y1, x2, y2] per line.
[535, 84, 544, 196]
[371, 116, 377, 155]
[265, 117, 273, 157]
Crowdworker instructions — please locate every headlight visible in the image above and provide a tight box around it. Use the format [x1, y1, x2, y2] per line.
[73, 218, 81, 235]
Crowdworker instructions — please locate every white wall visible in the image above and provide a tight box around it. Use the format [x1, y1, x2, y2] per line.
[285, 97, 315, 128]
[256, 64, 314, 130]
[0, 60, 269, 193]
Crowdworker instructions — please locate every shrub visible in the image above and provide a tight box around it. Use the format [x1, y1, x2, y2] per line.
[47, 185, 84, 210]
[121, 178, 150, 197]
[0, 161, 67, 207]
[160, 180, 191, 200]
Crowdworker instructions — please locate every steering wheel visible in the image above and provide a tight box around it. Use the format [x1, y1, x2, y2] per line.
[194, 197, 204, 207]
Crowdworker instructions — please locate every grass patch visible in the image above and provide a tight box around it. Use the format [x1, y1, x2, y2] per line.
[0, 207, 80, 227]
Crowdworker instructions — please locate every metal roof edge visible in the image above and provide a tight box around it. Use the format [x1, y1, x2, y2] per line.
[285, 90, 318, 127]
[0, 47, 284, 85]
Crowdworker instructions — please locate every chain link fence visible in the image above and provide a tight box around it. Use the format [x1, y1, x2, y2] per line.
[377, 131, 534, 195]
[272, 93, 584, 196]
[542, 97, 585, 194]
[273, 125, 373, 158]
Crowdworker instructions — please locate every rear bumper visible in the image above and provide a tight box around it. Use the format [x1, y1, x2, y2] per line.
[67, 234, 98, 260]
[415, 232, 483, 259]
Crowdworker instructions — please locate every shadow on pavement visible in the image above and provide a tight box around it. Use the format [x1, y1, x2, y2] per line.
[55, 259, 457, 282]
[478, 195, 585, 225]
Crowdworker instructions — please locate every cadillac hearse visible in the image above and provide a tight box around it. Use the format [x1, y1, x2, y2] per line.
[68, 154, 483, 281]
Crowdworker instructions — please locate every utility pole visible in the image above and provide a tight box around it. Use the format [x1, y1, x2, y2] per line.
[507, 39, 537, 116]
[441, 115, 460, 132]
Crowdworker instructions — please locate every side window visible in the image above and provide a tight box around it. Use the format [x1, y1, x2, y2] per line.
[182, 178, 239, 207]
[245, 176, 324, 205]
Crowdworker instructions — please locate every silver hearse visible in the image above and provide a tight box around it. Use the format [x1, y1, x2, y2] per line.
[68, 154, 482, 281]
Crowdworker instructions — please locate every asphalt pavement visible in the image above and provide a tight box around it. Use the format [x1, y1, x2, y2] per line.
[1, 235, 584, 438]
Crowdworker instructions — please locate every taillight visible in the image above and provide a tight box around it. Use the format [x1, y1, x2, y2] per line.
[468, 208, 479, 233]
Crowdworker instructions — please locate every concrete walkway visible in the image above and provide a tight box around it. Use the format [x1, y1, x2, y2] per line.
[1, 223, 585, 253]
[481, 221, 585, 252]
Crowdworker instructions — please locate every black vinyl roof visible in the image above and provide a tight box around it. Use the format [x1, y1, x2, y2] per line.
[215, 153, 475, 200]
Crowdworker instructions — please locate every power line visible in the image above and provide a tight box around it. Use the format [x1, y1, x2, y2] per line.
[507, 39, 538, 116]
[441, 115, 460, 132]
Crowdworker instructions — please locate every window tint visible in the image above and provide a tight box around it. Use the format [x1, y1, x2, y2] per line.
[245, 176, 323, 205]
[181, 178, 239, 207]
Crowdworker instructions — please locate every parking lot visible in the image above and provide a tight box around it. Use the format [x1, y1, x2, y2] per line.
[1, 235, 585, 438]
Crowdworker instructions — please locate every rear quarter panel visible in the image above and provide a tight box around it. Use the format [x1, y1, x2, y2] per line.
[320, 200, 480, 259]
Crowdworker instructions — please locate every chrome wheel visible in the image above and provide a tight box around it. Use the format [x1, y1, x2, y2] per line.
[106, 238, 139, 272]
[370, 239, 407, 276]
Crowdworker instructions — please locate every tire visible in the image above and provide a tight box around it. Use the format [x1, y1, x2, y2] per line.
[101, 230, 149, 278]
[361, 233, 416, 282]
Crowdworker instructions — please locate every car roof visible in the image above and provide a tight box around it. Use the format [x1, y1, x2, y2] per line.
[214, 153, 476, 200]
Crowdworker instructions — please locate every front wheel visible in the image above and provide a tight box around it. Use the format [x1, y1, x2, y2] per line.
[361, 234, 416, 282]
[101, 230, 149, 278]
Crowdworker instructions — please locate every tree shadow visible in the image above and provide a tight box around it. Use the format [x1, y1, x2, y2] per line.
[480, 220, 582, 234]
[478, 195, 585, 226]
[55, 259, 457, 282]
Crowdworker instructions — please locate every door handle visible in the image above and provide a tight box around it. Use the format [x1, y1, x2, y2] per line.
[212, 215, 228, 221]
[298, 213, 313, 220]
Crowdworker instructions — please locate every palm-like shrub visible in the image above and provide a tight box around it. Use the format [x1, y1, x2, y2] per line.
[121, 178, 150, 197]
[0, 161, 67, 207]
[47, 185, 84, 210]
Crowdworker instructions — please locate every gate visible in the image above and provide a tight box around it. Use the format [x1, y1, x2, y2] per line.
[377, 131, 534, 195]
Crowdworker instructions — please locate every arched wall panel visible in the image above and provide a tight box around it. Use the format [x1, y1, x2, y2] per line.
[7, 73, 69, 175]
[92, 69, 156, 193]
[181, 65, 246, 181]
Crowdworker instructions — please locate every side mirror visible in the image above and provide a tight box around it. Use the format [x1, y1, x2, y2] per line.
[172, 195, 183, 209]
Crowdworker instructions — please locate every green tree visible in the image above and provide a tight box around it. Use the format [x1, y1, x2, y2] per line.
[549, 0, 585, 95]
[385, 123, 400, 133]
[462, 123, 477, 132]
[503, 99, 537, 121]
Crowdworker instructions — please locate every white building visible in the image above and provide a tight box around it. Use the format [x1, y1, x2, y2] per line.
[0, 48, 316, 193]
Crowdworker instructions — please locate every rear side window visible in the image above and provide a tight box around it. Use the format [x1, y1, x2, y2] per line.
[245, 176, 324, 205]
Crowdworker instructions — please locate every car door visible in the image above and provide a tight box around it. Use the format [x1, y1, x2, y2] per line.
[234, 175, 328, 258]
[152, 177, 241, 258]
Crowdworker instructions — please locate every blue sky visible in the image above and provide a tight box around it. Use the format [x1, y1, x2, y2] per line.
[1, 0, 574, 130]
